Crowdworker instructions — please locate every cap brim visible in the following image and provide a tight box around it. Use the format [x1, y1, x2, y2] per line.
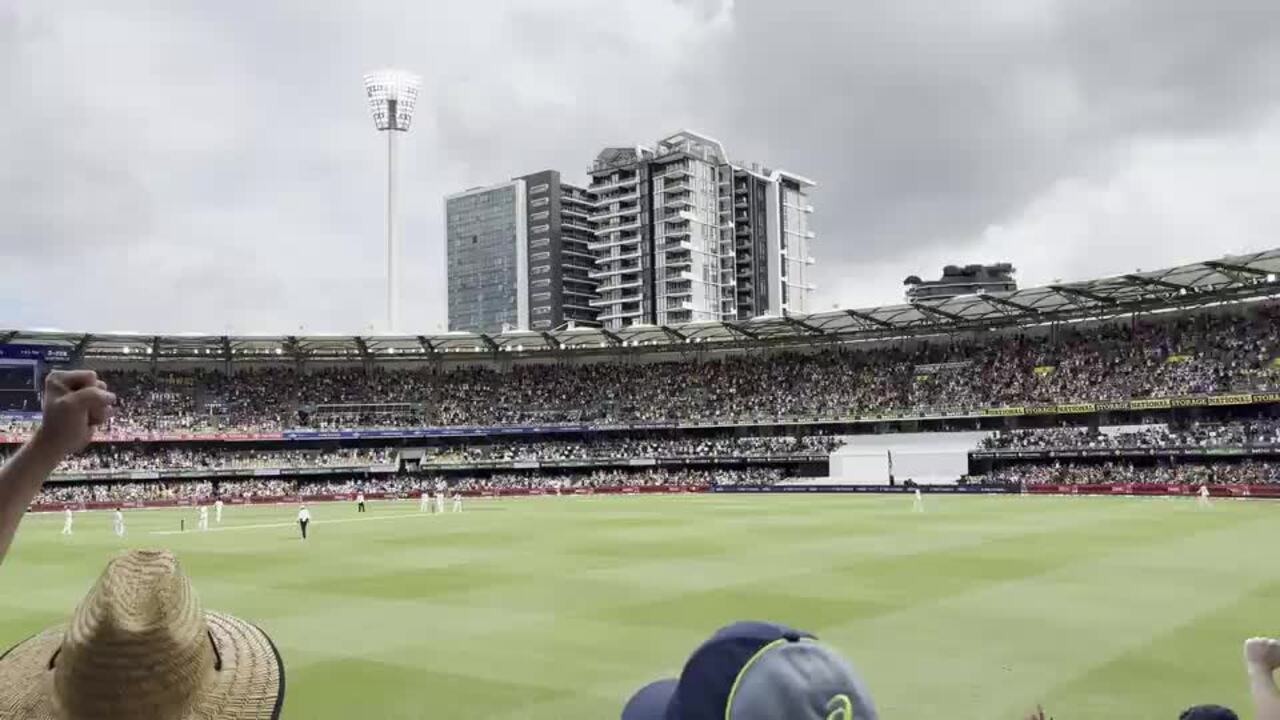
[621, 678, 678, 720]
[0, 613, 284, 719]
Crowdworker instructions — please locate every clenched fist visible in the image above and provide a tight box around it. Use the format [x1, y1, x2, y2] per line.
[32, 370, 116, 459]
[1247, 638, 1280, 672]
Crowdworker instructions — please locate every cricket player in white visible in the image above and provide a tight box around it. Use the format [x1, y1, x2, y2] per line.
[61, 508, 74, 536]
[913, 488, 924, 513]
[356, 491, 366, 513]
[435, 480, 446, 514]
[198, 505, 209, 531]
[1198, 484, 1212, 508]
[420, 490, 431, 513]
[297, 505, 311, 540]
[113, 508, 125, 538]
[214, 499, 223, 524]
[452, 492, 462, 513]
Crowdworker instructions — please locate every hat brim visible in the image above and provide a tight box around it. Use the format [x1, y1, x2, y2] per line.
[621, 678, 678, 720]
[0, 612, 284, 719]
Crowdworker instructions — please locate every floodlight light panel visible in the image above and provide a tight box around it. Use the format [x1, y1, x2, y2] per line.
[363, 69, 421, 131]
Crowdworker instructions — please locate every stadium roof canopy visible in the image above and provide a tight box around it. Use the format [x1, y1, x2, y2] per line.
[4, 248, 1280, 363]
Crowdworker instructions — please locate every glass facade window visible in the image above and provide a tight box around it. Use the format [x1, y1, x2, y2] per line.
[446, 185, 520, 333]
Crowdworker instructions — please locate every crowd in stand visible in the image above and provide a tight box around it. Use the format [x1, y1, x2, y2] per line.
[1, 309, 1273, 434]
[980, 420, 1280, 450]
[980, 461, 1280, 486]
[419, 435, 840, 463]
[0, 446, 393, 474]
[29, 467, 776, 506]
[1, 436, 834, 478]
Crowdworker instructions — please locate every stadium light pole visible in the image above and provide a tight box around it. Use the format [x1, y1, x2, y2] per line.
[363, 69, 421, 334]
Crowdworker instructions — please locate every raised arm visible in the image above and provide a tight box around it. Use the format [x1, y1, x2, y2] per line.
[1246, 638, 1280, 720]
[0, 370, 115, 563]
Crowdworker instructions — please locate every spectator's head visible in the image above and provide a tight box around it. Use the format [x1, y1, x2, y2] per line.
[621, 621, 876, 720]
[0, 549, 284, 719]
[1179, 705, 1238, 720]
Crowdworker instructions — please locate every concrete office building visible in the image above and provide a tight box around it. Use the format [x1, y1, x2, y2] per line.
[445, 171, 597, 334]
[903, 263, 1018, 302]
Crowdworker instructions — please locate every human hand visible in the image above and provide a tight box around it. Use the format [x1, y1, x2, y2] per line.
[32, 370, 116, 459]
[1026, 705, 1053, 720]
[1246, 637, 1280, 672]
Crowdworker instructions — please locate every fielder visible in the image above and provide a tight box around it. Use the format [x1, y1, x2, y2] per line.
[214, 499, 223, 524]
[435, 480, 446, 514]
[913, 488, 924, 513]
[1198, 484, 1212, 509]
[61, 508, 73, 536]
[113, 508, 126, 538]
[452, 492, 463, 513]
[198, 505, 209, 531]
[356, 491, 366, 513]
[420, 490, 431, 513]
[297, 505, 311, 540]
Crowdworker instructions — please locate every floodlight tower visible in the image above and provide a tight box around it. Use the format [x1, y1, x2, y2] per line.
[363, 68, 421, 333]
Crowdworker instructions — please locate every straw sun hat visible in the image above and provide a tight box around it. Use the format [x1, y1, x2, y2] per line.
[0, 549, 284, 719]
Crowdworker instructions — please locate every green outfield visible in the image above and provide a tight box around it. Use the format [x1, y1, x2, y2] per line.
[1, 494, 1276, 718]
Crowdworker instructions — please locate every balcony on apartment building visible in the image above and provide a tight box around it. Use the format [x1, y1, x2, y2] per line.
[564, 257, 596, 272]
[562, 220, 594, 235]
[592, 203, 641, 223]
[589, 262, 641, 279]
[588, 174, 640, 194]
[593, 221, 642, 238]
[587, 232, 641, 253]
[595, 275, 644, 294]
[662, 193, 694, 209]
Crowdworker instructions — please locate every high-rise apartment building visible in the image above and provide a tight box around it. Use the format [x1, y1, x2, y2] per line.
[729, 165, 816, 320]
[446, 130, 815, 333]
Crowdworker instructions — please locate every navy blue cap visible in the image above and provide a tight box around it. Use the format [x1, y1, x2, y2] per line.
[1180, 706, 1239, 720]
[621, 621, 877, 720]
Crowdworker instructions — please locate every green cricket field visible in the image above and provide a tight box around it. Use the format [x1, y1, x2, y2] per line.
[1, 494, 1276, 718]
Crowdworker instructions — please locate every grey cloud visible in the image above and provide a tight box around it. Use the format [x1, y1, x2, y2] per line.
[717, 0, 1280, 292]
[2, 0, 1279, 333]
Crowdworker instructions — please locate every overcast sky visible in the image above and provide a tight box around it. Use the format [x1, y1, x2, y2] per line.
[4, 0, 1280, 334]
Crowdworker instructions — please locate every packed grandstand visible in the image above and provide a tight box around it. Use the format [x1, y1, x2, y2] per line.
[3, 249, 1280, 509]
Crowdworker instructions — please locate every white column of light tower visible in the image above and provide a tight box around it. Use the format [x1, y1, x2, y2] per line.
[363, 69, 422, 334]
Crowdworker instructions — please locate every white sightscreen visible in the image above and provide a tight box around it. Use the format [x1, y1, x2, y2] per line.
[829, 432, 990, 485]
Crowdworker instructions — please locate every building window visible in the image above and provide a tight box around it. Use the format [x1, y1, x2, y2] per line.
[532, 292, 552, 301]
[531, 224, 550, 234]
[531, 251, 550, 261]
[532, 319, 552, 329]
[530, 237, 550, 248]
[533, 306, 551, 315]
[530, 197, 550, 208]
[531, 211, 550, 221]
[532, 279, 552, 288]
[532, 264, 550, 275]
[530, 183, 549, 195]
